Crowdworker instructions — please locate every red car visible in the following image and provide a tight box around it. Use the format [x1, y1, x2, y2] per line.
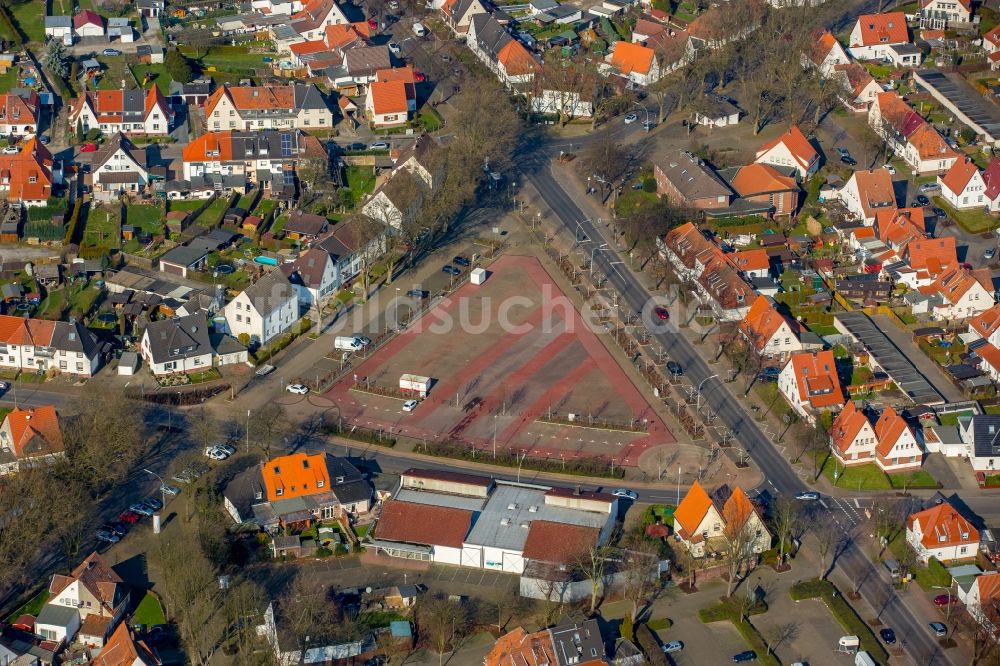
[933, 594, 956, 606]
[413, 71, 426, 82]
[368, 18, 378, 30]
[654, 307, 669, 320]
[80, 143, 97, 152]
[118, 510, 141, 524]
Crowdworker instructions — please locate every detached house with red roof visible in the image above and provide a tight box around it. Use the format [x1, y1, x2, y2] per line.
[870, 91, 958, 175]
[672, 481, 770, 559]
[907, 500, 979, 563]
[804, 29, 850, 76]
[36, 552, 130, 648]
[847, 12, 911, 61]
[0, 137, 60, 208]
[366, 80, 410, 128]
[290, 0, 349, 40]
[778, 350, 846, 423]
[739, 295, 802, 362]
[0, 405, 63, 476]
[831, 401, 879, 467]
[832, 62, 883, 113]
[604, 41, 661, 87]
[468, 15, 537, 88]
[754, 126, 820, 181]
[727, 163, 800, 216]
[70, 87, 172, 136]
[839, 167, 897, 224]
[0, 90, 39, 138]
[919, 0, 973, 30]
[874, 405, 923, 472]
[940, 157, 988, 209]
[91, 622, 161, 666]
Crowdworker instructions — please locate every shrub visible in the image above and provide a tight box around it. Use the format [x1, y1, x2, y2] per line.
[315, 546, 333, 557]
[642, 177, 656, 193]
[420, 440, 625, 478]
[620, 614, 634, 643]
[85, 129, 102, 142]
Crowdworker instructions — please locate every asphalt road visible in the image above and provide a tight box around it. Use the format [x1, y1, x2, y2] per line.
[523, 161, 955, 665]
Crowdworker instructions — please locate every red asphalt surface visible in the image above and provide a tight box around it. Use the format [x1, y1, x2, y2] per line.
[325, 255, 675, 465]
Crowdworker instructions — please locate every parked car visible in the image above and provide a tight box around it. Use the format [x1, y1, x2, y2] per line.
[217, 443, 236, 455]
[118, 510, 141, 524]
[929, 621, 947, 637]
[662, 641, 683, 654]
[388, 42, 401, 55]
[95, 529, 120, 544]
[885, 164, 896, 175]
[441, 265, 461, 275]
[102, 48, 121, 56]
[402, 399, 419, 412]
[643, 121, 655, 131]
[795, 491, 820, 501]
[915, 194, 930, 206]
[837, 147, 851, 159]
[407, 289, 430, 299]
[142, 497, 163, 511]
[612, 488, 638, 501]
[758, 366, 780, 382]
[653, 306, 669, 320]
[369, 141, 389, 151]
[255, 364, 276, 377]
[1, 146, 17, 155]
[880, 628, 896, 645]
[160, 484, 180, 496]
[920, 182, 941, 193]
[624, 113, 638, 125]
[413, 71, 426, 82]
[732, 651, 757, 663]
[933, 594, 956, 606]
[205, 446, 231, 461]
[285, 383, 309, 395]
[666, 361, 683, 376]
[931, 207, 947, 218]
[985, 248, 997, 261]
[0, 382, 9, 394]
[80, 143, 98, 152]
[103, 523, 127, 537]
[840, 156, 857, 166]
[129, 502, 154, 517]
[38, 135, 49, 145]
[453, 255, 471, 267]
[367, 17, 378, 29]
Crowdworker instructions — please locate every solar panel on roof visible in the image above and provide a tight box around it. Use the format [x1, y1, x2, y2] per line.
[281, 133, 292, 157]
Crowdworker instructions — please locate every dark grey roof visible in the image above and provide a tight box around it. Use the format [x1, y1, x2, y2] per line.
[45, 16, 72, 28]
[36, 604, 79, 628]
[191, 129, 313, 163]
[471, 14, 514, 64]
[653, 150, 733, 202]
[159, 243, 211, 268]
[544, 5, 580, 19]
[550, 618, 606, 666]
[332, 479, 373, 505]
[344, 46, 391, 76]
[970, 415, 1000, 458]
[292, 83, 330, 111]
[143, 313, 211, 364]
[241, 268, 295, 315]
[210, 332, 246, 356]
[284, 210, 329, 236]
[93, 132, 146, 172]
[51, 320, 99, 359]
[182, 79, 212, 96]
[224, 466, 265, 523]
[316, 231, 354, 261]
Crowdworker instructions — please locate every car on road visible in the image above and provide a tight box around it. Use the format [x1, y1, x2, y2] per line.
[389, 0, 399, 8]
[929, 621, 947, 637]
[915, 194, 930, 206]
[442, 265, 461, 275]
[920, 182, 941, 193]
[204, 446, 231, 461]
[880, 628, 896, 644]
[96, 529, 120, 544]
[612, 488, 638, 501]
[662, 641, 683, 653]
[933, 594, 956, 606]
[286, 383, 309, 395]
[624, 113, 638, 125]
[102, 48, 121, 56]
[837, 147, 851, 158]
[255, 364, 276, 377]
[0, 382, 9, 394]
[732, 651, 757, 663]
[666, 361, 683, 376]
[402, 399, 419, 412]
[453, 255, 471, 267]
[160, 483, 180, 496]
[931, 207, 947, 218]
[985, 248, 997, 261]
[388, 42, 401, 55]
[129, 502, 154, 517]
[653, 306, 669, 320]
[369, 141, 389, 151]
[840, 156, 857, 166]
[407, 289, 430, 299]
[441, 52, 452, 61]
[367, 17, 378, 30]
[80, 143, 98, 152]
[643, 121, 655, 131]
[795, 491, 820, 501]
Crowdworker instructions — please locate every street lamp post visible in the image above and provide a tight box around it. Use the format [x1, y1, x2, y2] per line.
[696, 374, 719, 412]
[934, 584, 954, 622]
[493, 415, 497, 459]
[590, 243, 608, 277]
[142, 468, 166, 535]
[246, 409, 251, 454]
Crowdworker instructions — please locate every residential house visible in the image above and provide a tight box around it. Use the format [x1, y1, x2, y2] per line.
[441, 0, 489, 35]
[940, 157, 988, 209]
[960, 414, 1000, 471]
[44, 16, 73, 41]
[374, 66, 418, 112]
[985, 24, 1000, 70]
[290, 0, 349, 40]
[969, 303, 1000, 347]
[693, 95, 741, 128]
[224, 268, 299, 346]
[869, 92, 958, 174]
[136, 0, 165, 18]
[831, 401, 879, 466]
[960, 574, 1000, 619]
[0, 137, 58, 208]
[832, 62, 883, 113]
[313, 218, 387, 287]
[203, 84, 333, 132]
[362, 169, 425, 230]
[74, 10, 104, 37]
[739, 295, 802, 362]
[140, 313, 213, 375]
[0, 90, 40, 137]
[180, 79, 213, 107]
[839, 168, 896, 224]
[983, 158, 1000, 212]
[753, 125, 820, 181]
[484, 619, 607, 666]
[467, 15, 537, 87]
[181, 129, 326, 195]
[728, 163, 800, 217]
[223, 451, 374, 529]
[366, 80, 410, 128]
[281, 247, 338, 312]
[918, 267, 994, 320]
[919, 0, 973, 29]
[605, 41, 660, 87]
[804, 28, 850, 76]
[69, 87, 173, 135]
[901, 235, 957, 287]
[91, 133, 149, 199]
[907, 500, 979, 563]
[847, 12, 911, 61]
[282, 210, 329, 242]
[0, 315, 99, 376]
[37, 552, 129, 648]
[92, 622, 161, 666]
[874, 405, 923, 472]
[0, 405, 63, 476]
[259, 600, 374, 665]
[974, 342, 1000, 385]
[392, 133, 443, 190]
[777, 350, 846, 423]
[652, 150, 733, 210]
[672, 481, 770, 558]
[528, 88, 594, 120]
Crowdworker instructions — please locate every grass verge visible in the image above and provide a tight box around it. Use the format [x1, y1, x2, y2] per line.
[789, 579, 888, 663]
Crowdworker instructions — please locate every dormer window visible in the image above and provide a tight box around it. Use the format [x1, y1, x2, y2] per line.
[275, 488, 283, 496]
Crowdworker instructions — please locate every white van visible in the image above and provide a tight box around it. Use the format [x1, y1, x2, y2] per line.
[334, 336, 369, 351]
[413, 21, 427, 37]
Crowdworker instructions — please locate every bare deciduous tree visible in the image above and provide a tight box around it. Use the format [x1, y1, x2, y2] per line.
[417, 595, 468, 666]
[721, 494, 763, 597]
[619, 534, 660, 621]
[249, 403, 289, 461]
[771, 497, 801, 568]
[812, 514, 850, 579]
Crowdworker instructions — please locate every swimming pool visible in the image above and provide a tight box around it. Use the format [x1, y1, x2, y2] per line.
[254, 256, 278, 266]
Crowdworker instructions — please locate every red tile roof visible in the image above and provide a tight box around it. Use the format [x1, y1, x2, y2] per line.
[484, 628, 555, 666]
[849, 168, 895, 219]
[976, 342, 1000, 375]
[0, 137, 54, 203]
[49, 552, 124, 614]
[731, 163, 797, 196]
[755, 126, 818, 172]
[497, 40, 537, 76]
[970, 304, 1000, 339]
[92, 622, 160, 666]
[74, 9, 103, 28]
[3, 405, 62, 459]
[374, 499, 473, 548]
[739, 295, 796, 351]
[786, 350, 845, 410]
[986, 24, 1000, 48]
[674, 480, 712, 537]
[905, 236, 956, 275]
[984, 159, 1000, 201]
[941, 158, 979, 196]
[522, 521, 600, 565]
[728, 248, 770, 274]
[910, 501, 978, 550]
[852, 12, 908, 47]
[831, 401, 871, 454]
[369, 80, 409, 116]
[609, 41, 655, 76]
[261, 452, 330, 502]
[808, 28, 840, 66]
[873, 405, 911, 457]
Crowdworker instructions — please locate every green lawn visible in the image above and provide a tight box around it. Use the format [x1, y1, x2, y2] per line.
[271, 214, 288, 235]
[133, 591, 166, 627]
[815, 453, 892, 490]
[934, 197, 998, 234]
[0, 67, 18, 92]
[37, 287, 67, 320]
[126, 205, 163, 235]
[82, 206, 121, 248]
[180, 47, 280, 75]
[416, 106, 442, 132]
[9, 0, 44, 42]
[888, 469, 939, 489]
[167, 200, 204, 213]
[131, 63, 172, 95]
[95, 57, 136, 91]
[68, 281, 102, 317]
[251, 198, 277, 219]
[236, 194, 255, 210]
[194, 198, 228, 228]
[5, 589, 49, 622]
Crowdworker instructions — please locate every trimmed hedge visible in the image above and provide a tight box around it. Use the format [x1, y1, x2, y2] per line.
[63, 200, 84, 244]
[28, 197, 69, 222]
[789, 579, 888, 664]
[635, 625, 668, 666]
[0, 4, 23, 46]
[698, 597, 777, 666]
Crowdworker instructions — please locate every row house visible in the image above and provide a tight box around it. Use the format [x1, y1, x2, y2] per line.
[204, 83, 333, 132]
[0, 137, 61, 208]
[0, 89, 39, 137]
[467, 14, 538, 88]
[918, 0, 973, 29]
[738, 294, 802, 363]
[0, 315, 101, 376]
[968, 303, 1000, 347]
[181, 129, 326, 194]
[753, 125, 820, 181]
[985, 24, 1000, 71]
[441, 0, 488, 35]
[777, 350, 846, 423]
[869, 91, 958, 175]
[803, 28, 850, 77]
[70, 87, 172, 136]
[36, 552, 129, 648]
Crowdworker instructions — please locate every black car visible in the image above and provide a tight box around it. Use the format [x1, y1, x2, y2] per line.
[880, 628, 896, 645]
[441, 265, 461, 275]
[915, 194, 930, 206]
[103, 522, 127, 537]
[757, 366, 780, 382]
[407, 289, 430, 299]
[931, 207, 947, 218]
[840, 156, 858, 166]
[453, 256, 471, 267]
[666, 361, 683, 376]
[732, 651, 757, 663]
